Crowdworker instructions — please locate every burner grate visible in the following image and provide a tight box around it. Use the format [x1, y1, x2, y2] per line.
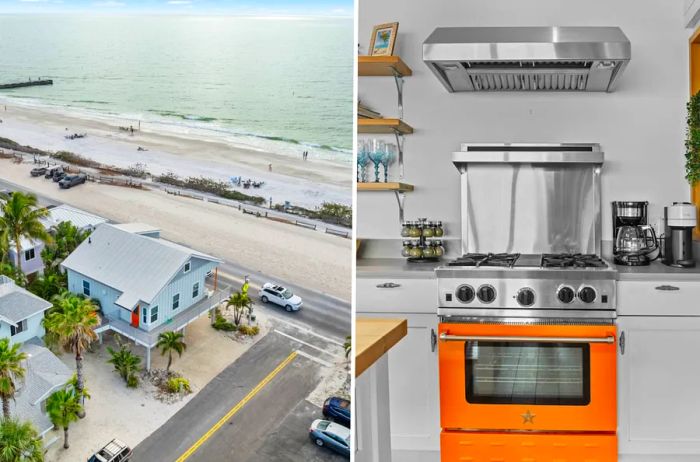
[540, 253, 607, 269]
[448, 253, 521, 268]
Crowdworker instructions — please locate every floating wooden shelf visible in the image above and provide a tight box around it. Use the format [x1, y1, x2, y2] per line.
[358, 118, 413, 135]
[358, 56, 413, 77]
[357, 182, 414, 192]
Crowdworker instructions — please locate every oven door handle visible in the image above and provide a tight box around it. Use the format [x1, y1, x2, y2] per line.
[439, 333, 615, 344]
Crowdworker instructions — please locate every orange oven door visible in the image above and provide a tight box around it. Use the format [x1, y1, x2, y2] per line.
[438, 322, 616, 432]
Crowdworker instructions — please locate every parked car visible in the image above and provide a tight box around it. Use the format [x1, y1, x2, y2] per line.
[30, 166, 47, 177]
[309, 419, 350, 458]
[87, 439, 132, 462]
[52, 170, 67, 182]
[259, 282, 303, 312]
[323, 397, 351, 427]
[45, 166, 63, 179]
[59, 173, 87, 189]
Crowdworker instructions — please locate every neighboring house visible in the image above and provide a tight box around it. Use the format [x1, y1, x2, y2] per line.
[61, 224, 223, 369]
[0, 276, 72, 441]
[5, 204, 107, 277]
[112, 222, 161, 238]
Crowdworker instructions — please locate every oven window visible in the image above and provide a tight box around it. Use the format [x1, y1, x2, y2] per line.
[465, 342, 590, 405]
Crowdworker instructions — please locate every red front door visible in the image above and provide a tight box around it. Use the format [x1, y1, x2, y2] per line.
[131, 305, 139, 328]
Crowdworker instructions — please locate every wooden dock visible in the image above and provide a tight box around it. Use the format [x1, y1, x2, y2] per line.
[0, 79, 53, 90]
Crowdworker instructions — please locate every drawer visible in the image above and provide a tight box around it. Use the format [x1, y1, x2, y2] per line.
[356, 278, 437, 314]
[618, 281, 700, 316]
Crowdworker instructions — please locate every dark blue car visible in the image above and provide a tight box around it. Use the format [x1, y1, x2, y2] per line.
[309, 419, 350, 458]
[323, 397, 351, 427]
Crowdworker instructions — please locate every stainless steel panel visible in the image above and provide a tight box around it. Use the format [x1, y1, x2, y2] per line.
[455, 144, 602, 255]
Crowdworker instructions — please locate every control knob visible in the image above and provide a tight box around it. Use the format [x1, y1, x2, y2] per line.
[516, 288, 535, 307]
[477, 285, 496, 304]
[578, 286, 597, 304]
[456, 285, 475, 303]
[557, 286, 576, 304]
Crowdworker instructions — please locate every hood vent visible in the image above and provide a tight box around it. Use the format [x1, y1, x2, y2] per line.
[423, 27, 631, 92]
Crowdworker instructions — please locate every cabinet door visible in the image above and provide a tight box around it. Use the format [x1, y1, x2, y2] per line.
[357, 312, 440, 453]
[618, 316, 700, 454]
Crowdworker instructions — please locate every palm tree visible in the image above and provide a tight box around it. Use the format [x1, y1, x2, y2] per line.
[28, 271, 65, 301]
[0, 339, 27, 419]
[41, 221, 89, 272]
[0, 418, 43, 462]
[226, 290, 252, 326]
[43, 295, 100, 416]
[46, 389, 82, 449]
[0, 192, 51, 277]
[106, 345, 141, 386]
[156, 331, 186, 373]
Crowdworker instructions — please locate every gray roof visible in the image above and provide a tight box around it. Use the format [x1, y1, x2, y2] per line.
[61, 224, 221, 309]
[11, 340, 73, 436]
[0, 276, 52, 325]
[43, 204, 108, 231]
[111, 223, 160, 235]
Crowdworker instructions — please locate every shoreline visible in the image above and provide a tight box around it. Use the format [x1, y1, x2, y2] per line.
[0, 101, 351, 208]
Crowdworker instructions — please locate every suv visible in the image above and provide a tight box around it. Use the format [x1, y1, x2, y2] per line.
[45, 166, 63, 179]
[323, 397, 351, 427]
[87, 439, 132, 462]
[309, 419, 350, 458]
[30, 167, 47, 177]
[259, 282, 303, 312]
[59, 173, 87, 189]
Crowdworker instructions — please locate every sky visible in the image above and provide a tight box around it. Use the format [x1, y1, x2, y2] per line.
[0, 0, 353, 16]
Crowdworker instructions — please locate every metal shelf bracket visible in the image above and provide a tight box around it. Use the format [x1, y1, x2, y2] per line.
[394, 190, 406, 223]
[393, 129, 405, 180]
[392, 71, 404, 120]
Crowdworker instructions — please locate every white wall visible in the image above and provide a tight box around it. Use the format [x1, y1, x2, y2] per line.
[358, 0, 691, 243]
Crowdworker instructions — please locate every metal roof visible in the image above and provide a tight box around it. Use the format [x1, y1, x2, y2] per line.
[61, 224, 221, 309]
[0, 276, 52, 324]
[111, 223, 160, 235]
[44, 204, 108, 230]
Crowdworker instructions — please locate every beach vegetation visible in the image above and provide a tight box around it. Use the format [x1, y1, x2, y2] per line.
[237, 325, 260, 336]
[28, 271, 66, 304]
[46, 388, 82, 449]
[106, 344, 141, 388]
[157, 172, 266, 205]
[50, 151, 100, 169]
[212, 315, 237, 331]
[165, 377, 191, 394]
[156, 331, 187, 373]
[0, 137, 44, 156]
[0, 339, 27, 419]
[225, 286, 253, 326]
[41, 221, 90, 273]
[274, 201, 351, 227]
[43, 295, 100, 415]
[344, 335, 351, 359]
[0, 192, 51, 277]
[0, 418, 44, 462]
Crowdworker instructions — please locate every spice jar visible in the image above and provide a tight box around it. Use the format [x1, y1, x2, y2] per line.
[433, 240, 445, 257]
[422, 244, 436, 258]
[407, 222, 421, 238]
[434, 221, 444, 237]
[401, 240, 412, 257]
[409, 244, 423, 258]
[401, 221, 411, 238]
[423, 221, 435, 238]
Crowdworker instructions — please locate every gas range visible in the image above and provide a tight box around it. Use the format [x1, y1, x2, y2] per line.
[437, 252, 617, 319]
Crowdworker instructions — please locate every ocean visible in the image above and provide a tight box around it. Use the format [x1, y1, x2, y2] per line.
[0, 14, 353, 162]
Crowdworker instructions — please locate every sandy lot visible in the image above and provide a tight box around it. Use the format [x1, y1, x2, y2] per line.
[0, 103, 351, 207]
[44, 312, 271, 462]
[0, 159, 351, 300]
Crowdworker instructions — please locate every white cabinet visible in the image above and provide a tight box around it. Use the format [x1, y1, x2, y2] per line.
[618, 316, 700, 454]
[356, 278, 437, 314]
[357, 311, 440, 456]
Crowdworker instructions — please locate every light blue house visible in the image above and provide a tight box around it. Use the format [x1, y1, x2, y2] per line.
[0, 276, 73, 442]
[61, 223, 224, 369]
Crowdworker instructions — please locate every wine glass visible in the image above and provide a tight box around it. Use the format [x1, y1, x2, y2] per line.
[382, 143, 397, 182]
[357, 140, 371, 182]
[368, 139, 386, 183]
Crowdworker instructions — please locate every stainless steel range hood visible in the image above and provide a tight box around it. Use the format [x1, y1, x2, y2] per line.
[423, 27, 631, 92]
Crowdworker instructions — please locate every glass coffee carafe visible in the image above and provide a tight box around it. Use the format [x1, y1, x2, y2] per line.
[615, 225, 658, 255]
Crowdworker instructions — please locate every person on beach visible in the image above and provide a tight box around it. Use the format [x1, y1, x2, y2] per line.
[269, 163, 272, 172]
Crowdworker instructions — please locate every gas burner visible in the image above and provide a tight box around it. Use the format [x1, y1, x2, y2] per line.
[448, 253, 521, 268]
[540, 253, 608, 269]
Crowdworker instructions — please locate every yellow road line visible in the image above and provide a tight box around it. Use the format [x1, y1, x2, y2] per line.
[175, 351, 298, 462]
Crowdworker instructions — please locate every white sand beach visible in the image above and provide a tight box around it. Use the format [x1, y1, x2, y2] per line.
[0, 102, 351, 208]
[0, 160, 351, 300]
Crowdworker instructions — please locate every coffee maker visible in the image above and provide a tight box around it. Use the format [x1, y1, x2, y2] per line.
[612, 201, 658, 266]
[663, 202, 697, 268]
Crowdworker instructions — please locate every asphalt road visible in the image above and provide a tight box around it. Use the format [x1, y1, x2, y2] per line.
[0, 177, 351, 340]
[132, 321, 348, 462]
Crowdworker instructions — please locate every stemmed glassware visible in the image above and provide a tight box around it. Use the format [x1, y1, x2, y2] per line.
[357, 140, 371, 182]
[382, 143, 397, 182]
[368, 139, 386, 182]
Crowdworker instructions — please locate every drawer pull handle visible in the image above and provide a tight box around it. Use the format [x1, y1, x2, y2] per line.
[376, 282, 401, 289]
[440, 333, 614, 344]
[655, 285, 680, 291]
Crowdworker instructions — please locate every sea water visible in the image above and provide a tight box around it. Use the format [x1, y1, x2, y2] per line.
[0, 14, 353, 162]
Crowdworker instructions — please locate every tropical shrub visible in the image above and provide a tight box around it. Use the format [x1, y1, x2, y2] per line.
[212, 315, 237, 331]
[225, 286, 253, 326]
[166, 377, 191, 394]
[237, 325, 260, 336]
[106, 345, 141, 387]
[0, 418, 44, 462]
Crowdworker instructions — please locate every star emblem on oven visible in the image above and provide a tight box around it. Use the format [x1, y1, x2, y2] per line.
[521, 410, 536, 424]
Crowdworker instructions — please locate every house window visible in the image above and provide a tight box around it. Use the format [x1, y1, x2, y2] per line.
[142, 307, 147, 325]
[184, 262, 191, 273]
[82, 280, 91, 297]
[10, 320, 27, 336]
[150, 306, 158, 323]
[172, 294, 180, 310]
[24, 248, 35, 261]
[192, 283, 199, 298]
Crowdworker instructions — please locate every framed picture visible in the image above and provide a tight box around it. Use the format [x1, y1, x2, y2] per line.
[369, 22, 399, 56]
